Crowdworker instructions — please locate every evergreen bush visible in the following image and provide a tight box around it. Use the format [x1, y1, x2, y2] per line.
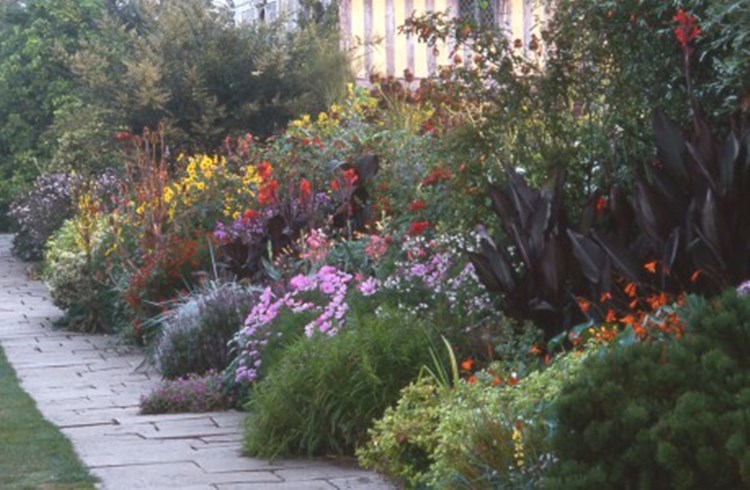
[546, 290, 750, 489]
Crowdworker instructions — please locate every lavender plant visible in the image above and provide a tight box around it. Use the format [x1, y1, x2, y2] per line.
[153, 281, 257, 379]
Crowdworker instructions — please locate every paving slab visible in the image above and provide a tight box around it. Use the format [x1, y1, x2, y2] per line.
[0, 234, 395, 490]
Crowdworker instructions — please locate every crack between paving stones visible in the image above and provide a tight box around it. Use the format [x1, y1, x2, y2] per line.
[59, 419, 120, 429]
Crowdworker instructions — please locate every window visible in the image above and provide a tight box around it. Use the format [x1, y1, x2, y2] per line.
[256, 0, 277, 22]
[459, 0, 496, 28]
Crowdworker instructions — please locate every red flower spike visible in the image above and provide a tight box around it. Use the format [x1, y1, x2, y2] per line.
[257, 161, 273, 180]
[299, 178, 312, 201]
[673, 9, 701, 49]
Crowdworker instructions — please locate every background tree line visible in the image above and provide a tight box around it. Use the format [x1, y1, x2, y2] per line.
[0, 0, 349, 229]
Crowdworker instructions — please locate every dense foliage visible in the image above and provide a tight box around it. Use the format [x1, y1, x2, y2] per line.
[1, 0, 351, 231]
[547, 290, 750, 489]
[12, 0, 750, 486]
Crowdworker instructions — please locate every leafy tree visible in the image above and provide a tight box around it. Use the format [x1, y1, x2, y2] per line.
[0, 0, 107, 228]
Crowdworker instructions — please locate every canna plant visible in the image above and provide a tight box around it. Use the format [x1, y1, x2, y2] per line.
[214, 154, 380, 281]
[468, 167, 585, 338]
[632, 108, 750, 292]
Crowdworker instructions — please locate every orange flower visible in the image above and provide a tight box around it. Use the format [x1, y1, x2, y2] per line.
[624, 282, 638, 298]
[605, 309, 617, 323]
[576, 297, 591, 314]
[620, 314, 637, 325]
[491, 376, 502, 386]
[644, 261, 657, 273]
[600, 291, 612, 303]
[647, 292, 668, 310]
[690, 269, 702, 282]
[529, 344, 543, 356]
[460, 358, 474, 371]
[467, 376, 477, 384]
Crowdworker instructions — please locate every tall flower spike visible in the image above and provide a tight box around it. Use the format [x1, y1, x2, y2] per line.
[673, 9, 701, 50]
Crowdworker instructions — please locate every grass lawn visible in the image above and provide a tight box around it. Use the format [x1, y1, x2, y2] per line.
[0, 345, 96, 489]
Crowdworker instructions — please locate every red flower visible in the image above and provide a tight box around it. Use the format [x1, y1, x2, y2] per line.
[331, 180, 340, 191]
[422, 167, 452, 186]
[595, 196, 608, 217]
[342, 168, 358, 188]
[258, 179, 278, 205]
[673, 9, 700, 48]
[114, 131, 132, 142]
[243, 209, 259, 220]
[299, 178, 312, 201]
[312, 136, 324, 148]
[409, 200, 427, 212]
[257, 161, 273, 180]
[408, 220, 430, 236]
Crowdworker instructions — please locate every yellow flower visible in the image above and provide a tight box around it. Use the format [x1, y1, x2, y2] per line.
[163, 186, 175, 203]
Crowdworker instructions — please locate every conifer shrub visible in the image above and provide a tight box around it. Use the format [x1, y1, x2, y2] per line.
[546, 290, 750, 489]
[243, 307, 441, 458]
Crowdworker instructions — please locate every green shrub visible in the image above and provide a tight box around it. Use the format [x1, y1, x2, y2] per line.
[358, 348, 591, 489]
[546, 290, 750, 489]
[153, 281, 256, 379]
[356, 376, 444, 488]
[44, 213, 121, 333]
[243, 307, 440, 458]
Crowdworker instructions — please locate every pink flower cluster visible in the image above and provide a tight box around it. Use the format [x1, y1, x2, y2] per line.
[233, 265, 361, 384]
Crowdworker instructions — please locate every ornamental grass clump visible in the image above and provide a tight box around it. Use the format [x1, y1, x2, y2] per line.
[243, 306, 441, 458]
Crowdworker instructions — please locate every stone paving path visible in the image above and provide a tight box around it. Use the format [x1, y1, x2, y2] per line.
[0, 235, 393, 490]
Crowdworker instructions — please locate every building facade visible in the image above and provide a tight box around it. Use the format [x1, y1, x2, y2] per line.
[231, 0, 545, 80]
[340, 0, 547, 79]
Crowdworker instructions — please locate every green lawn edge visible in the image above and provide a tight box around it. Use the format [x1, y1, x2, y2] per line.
[0, 344, 97, 489]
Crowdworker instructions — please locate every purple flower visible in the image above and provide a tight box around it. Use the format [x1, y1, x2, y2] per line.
[357, 277, 380, 296]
